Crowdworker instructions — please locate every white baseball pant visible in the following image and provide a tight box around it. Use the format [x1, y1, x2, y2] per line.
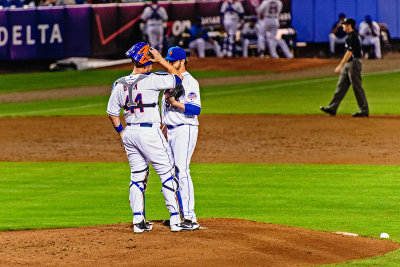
[189, 38, 223, 58]
[123, 124, 182, 226]
[168, 125, 198, 222]
[329, 33, 347, 54]
[361, 36, 381, 59]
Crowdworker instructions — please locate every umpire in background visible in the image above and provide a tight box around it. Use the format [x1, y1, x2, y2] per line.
[320, 18, 369, 117]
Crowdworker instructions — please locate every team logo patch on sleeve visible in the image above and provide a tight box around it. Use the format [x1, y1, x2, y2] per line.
[187, 92, 197, 101]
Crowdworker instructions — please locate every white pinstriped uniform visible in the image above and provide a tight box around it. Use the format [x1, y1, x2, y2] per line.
[162, 71, 201, 222]
[107, 72, 183, 226]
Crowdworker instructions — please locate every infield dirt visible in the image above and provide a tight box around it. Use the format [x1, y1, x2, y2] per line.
[1, 56, 400, 266]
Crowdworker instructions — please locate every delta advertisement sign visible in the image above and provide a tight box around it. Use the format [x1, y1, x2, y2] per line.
[0, 0, 291, 61]
[0, 7, 90, 60]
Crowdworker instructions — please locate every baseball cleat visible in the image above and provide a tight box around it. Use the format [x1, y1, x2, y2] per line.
[162, 219, 170, 226]
[134, 220, 152, 233]
[145, 220, 153, 231]
[170, 220, 194, 232]
[184, 219, 200, 230]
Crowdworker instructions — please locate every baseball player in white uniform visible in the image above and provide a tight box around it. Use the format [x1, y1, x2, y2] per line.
[220, 0, 244, 57]
[141, 0, 168, 53]
[257, 0, 292, 58]
[241, 16, 260, 58]
[161, 47, 201, 230]
[359, 15, 381, 59]
[188, 16, 223, 58]
[107, 42, 193, 233]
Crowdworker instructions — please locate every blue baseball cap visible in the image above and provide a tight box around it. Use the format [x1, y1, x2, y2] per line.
[165, 47, 187, 61]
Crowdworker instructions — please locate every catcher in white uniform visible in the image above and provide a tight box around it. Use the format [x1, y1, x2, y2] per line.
[162, 47, 201, 230]
[107, 42, 193, 233]
[257, 0, 292, 58]
[220, 0, 244, 57]
[141, 0, 168, 53]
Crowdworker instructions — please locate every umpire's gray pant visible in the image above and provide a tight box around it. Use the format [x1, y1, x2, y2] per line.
[328, 59, 369, 113]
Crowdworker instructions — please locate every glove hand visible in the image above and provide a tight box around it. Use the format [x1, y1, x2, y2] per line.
[164, 83, 184, 100]
[166, 96, 176, 105]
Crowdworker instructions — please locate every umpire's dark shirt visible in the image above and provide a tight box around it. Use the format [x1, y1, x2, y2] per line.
[345, 31, 362, 61]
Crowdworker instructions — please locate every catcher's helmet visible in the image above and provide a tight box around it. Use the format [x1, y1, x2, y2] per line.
[125, 42, 153, 66]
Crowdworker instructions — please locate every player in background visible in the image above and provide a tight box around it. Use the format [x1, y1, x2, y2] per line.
[241, 16, 260, 58]
[256, 0, 292, 58]
[220, 0, 244, 57]
[162, 47, 201, 230]
[359, 15, 381, 59]
[188, 16, 223, 58]
[141, 0, 168, 53]
[107, 42, 193, 233]
[329, 13, 347, 57]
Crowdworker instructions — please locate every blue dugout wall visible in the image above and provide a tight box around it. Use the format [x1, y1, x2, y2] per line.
[292, 0, 400, 42]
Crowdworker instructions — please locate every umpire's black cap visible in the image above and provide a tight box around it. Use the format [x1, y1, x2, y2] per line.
[342, 18, 356, 29]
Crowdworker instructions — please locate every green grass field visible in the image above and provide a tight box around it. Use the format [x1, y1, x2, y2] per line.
[1, 69, 400, 265]
[0, 69, 265, 93]
[1, 162, 399, 265]
[1, 70, 400, 117]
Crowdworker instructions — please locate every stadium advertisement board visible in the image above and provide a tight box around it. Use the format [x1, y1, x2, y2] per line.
[0, 9, 8, 60]
[0, 6, 91, 61]
[91, 5, 119, 57]
[0, 0, 292, 61]
[8, 9, 37, 60]
[64, 6, 91, 57]
[36, 7, 65, 59]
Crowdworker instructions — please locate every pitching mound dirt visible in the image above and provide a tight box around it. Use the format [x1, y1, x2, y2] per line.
[1, 218, 398, 266]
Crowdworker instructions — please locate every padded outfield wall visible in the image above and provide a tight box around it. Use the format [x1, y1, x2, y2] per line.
[1, 0, 398, 61]
[292, 0, 400, 42]
[0, 0, 291, 61]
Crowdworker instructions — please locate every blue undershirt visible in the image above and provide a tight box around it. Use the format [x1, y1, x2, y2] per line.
[184, 104, 201, 116]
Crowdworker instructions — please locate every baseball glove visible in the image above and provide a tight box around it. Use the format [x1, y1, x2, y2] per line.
[164, 83, 184, 100]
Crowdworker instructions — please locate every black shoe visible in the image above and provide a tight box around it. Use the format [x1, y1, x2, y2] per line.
[352, 111, 369, 117]
[320, 106, 336, 116]
[170, 220, 194, 232]
[163, 219, 170, 226]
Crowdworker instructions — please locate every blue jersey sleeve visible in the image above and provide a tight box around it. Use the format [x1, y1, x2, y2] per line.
[184, 104, 201, 116]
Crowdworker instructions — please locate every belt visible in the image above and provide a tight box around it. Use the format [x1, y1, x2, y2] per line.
[167, 124, 184, 130]
[127, 123, 153, 127]
[348, 58, 360, 62]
